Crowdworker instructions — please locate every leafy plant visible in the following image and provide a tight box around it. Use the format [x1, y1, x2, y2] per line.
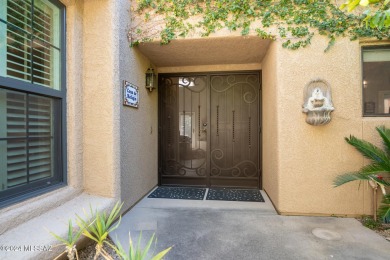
[360, 215, 383, 229]
[77, 201, 124, 260]
[334, 125, 390, 222]
[378, 194, 390, 223]
[111, 232, 172, 260]
[130, 0, 390, 51]
[340, 0, 390, 29]
[50, 219, 84, 260]
[48, 201, 172, 260]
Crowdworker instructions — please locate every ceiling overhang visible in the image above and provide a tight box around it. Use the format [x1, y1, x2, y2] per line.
[136, 36, 271, 69]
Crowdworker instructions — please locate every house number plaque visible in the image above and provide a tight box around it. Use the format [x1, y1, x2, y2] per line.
[123, 81, 139, 108]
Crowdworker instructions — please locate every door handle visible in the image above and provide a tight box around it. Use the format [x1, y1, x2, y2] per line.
[201, 123, 207, 133]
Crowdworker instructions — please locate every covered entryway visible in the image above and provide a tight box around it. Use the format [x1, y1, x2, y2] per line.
[159, 72, 261, 188]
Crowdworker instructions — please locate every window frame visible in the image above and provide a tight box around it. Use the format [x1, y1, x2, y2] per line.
[0, 0, 66, 208]
[361, 45, 390, 117]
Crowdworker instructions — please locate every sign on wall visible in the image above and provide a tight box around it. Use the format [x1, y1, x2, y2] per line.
[123, 81, 139, 108]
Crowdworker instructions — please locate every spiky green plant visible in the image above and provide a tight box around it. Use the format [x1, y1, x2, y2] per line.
[77, 202, 123, 260]
[334, 125, 390, 222]
[49, 219, 83, 260]
[111, 232, 172, 260]
[378, 194, 390, 223]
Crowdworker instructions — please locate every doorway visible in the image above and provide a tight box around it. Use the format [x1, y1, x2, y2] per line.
[158, 72, 261, 188]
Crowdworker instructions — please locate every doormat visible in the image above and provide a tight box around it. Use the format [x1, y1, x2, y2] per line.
[148, 186, 206, 200]
[206, 188, 265, 202]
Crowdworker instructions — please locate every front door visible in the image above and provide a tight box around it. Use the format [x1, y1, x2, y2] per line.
[159, 72, 260, 188]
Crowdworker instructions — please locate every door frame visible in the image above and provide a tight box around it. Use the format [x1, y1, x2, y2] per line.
[158, 71, 262, 189]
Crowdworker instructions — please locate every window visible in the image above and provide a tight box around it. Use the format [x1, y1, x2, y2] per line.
[362, 46, 390, 116]
[0, 0, 65, 207]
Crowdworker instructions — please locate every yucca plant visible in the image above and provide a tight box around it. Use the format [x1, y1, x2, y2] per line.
[334, 125, 390, 222]
[49, 219, 83, 260]
[111, 232, 172, 260]
[77, 202, 124, 260]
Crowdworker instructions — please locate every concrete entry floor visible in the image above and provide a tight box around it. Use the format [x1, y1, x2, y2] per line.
[111, 190, 390, 260]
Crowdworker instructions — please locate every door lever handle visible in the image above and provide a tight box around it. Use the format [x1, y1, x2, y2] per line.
[201, 123, 207, 133]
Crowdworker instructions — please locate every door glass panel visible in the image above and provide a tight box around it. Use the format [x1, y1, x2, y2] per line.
[160, 76, 208, 186]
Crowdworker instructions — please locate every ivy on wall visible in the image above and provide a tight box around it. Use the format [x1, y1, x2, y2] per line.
[130, 0, 389, 51]
[340, 0, 390, 29]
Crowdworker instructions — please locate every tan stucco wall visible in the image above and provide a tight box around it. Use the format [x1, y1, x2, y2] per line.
[261, 41, 280, 210]
[66, 0, 84, 189]
[264, 36, 390, 216]
[82, 0, 157, 206]
[157, 63, 261, 74]
[117, 0, 158, 210]
[82, 0, 120, 198]
[61, 0, 158, 207]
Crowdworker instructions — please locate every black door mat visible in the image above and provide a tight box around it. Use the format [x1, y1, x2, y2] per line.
[206, 188, 265, 202]
[148, 186, 206, 200]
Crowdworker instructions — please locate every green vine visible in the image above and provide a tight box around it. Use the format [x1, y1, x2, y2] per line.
[130, 0, 390, 51]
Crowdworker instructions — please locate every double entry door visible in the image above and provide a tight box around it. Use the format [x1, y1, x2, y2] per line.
[159, 72, 261, 188]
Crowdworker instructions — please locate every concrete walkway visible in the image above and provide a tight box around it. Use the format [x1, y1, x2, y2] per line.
[111, 189, 390, 260]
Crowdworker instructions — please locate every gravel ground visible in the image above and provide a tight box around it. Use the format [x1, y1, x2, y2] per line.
[376, 224, 390, 241]
[78, 238, 120, 260]
[357, 217, 390, 242]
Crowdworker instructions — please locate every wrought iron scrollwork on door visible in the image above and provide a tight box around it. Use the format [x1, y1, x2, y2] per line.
[210, 74, 259, 182]
[159, 73, 260, 188]
[160, 75, 208, 179]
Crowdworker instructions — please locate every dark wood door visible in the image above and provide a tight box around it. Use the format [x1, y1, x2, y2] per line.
[159, 73, 260, 188]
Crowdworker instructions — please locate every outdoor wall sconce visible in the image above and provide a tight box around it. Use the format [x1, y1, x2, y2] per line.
[145, 67, 156, 92]
[302, 79, 335, 126]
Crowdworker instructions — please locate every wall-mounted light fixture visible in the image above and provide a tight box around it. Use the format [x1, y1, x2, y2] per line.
[145, 67, 156, 92]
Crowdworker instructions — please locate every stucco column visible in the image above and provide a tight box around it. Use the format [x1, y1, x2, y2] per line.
[261, 41, 281, 209]
[82, 0, 120, 198]
[65, 0, 84, 190]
